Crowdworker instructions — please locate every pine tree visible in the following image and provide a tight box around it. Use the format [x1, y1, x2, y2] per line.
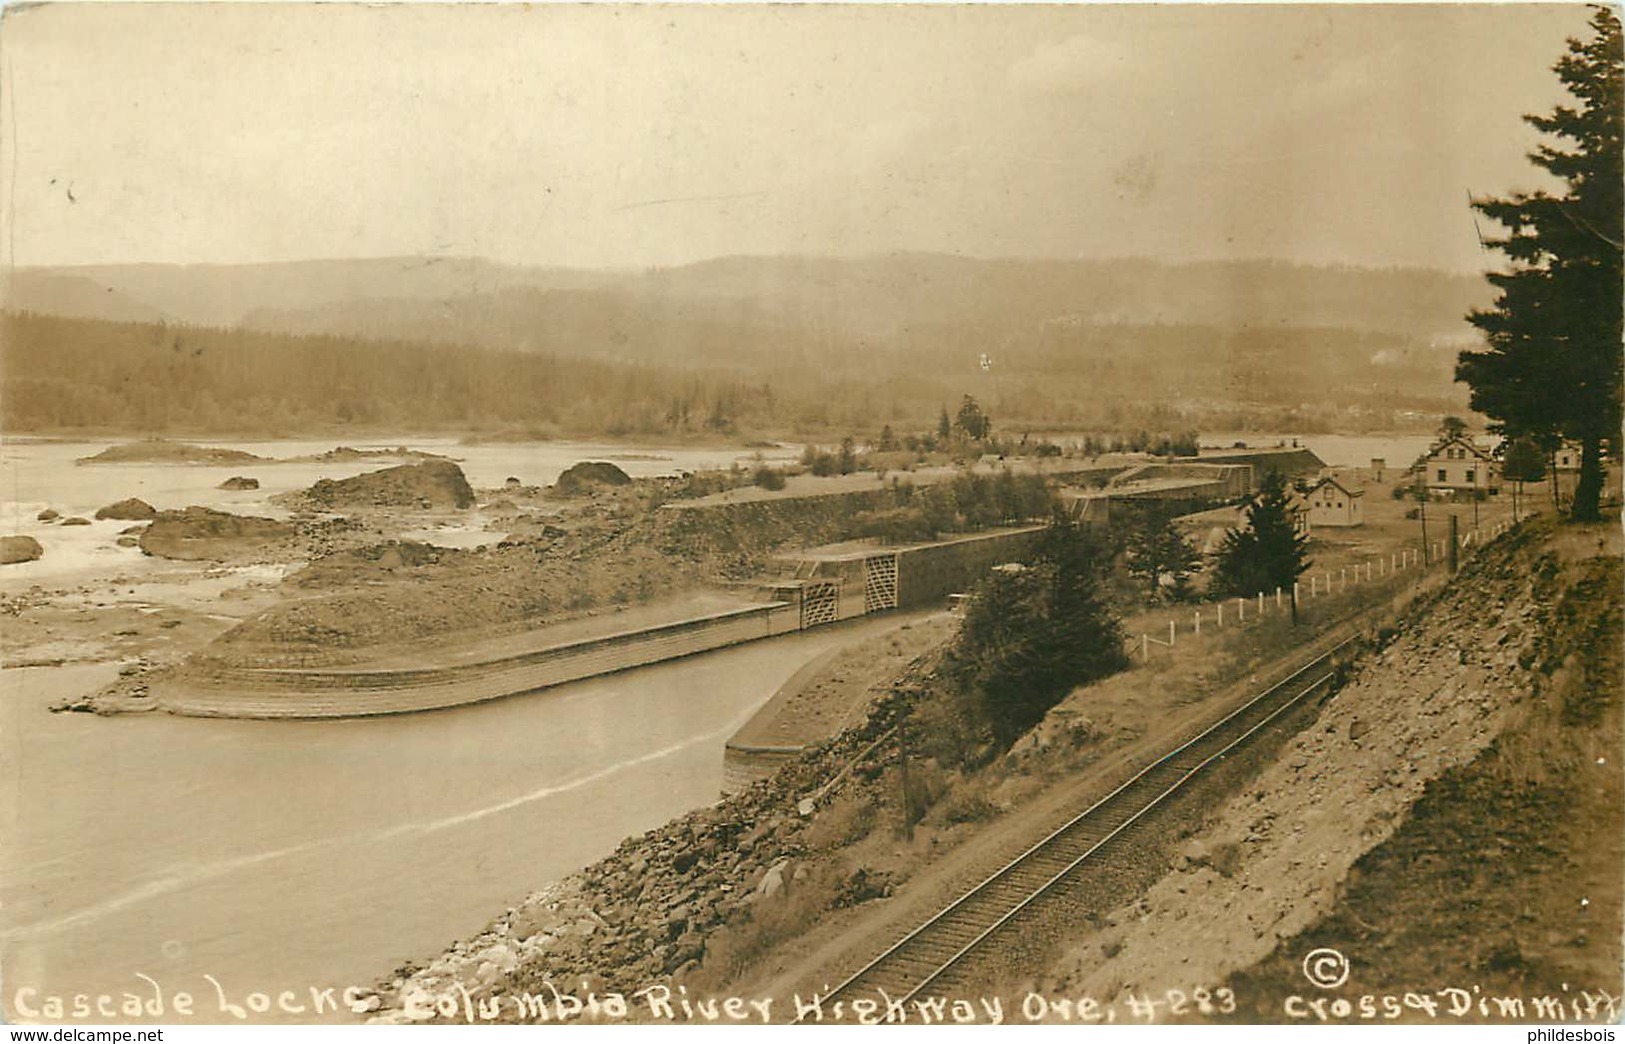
[1457, 6, 1622, 522]
[1213, 471, 1313, 620]
[954, 394, 991, 442]
[1126, 512, 1200, 601]
[953, 517, 1126, 749]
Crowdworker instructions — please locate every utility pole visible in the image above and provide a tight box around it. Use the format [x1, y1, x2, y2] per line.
[1417, 467, 1431, 565]
[1472, 448, 1481, 534]
[1448, 515, 1459, 574]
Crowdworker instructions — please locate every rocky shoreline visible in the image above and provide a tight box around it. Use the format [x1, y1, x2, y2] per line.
[371, 672, 920, 1023]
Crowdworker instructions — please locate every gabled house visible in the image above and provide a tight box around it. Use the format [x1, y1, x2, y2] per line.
[1553, 440, 1608, 472]
[1304, 475, 1364, 527]
[1416, 435, 1500, 495]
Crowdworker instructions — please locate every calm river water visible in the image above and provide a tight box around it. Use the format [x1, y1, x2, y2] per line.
[0, 617, 914, 1023]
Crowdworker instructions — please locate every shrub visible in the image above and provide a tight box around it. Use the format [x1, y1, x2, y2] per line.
[752, 466, 786, 491]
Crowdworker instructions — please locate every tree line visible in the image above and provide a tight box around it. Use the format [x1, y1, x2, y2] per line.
[4, 308, 1464, 441]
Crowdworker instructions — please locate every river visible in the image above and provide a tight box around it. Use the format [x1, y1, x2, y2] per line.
[0, 614, 917, 1024]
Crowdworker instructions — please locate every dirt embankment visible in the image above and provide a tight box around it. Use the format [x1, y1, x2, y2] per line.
[1213, 523, 1622, 1023]
[202, 478, 923, 668]
[1033, 518, 1622, 1023]
[725, 615, 961, 790]
[205, 489, 695, 667]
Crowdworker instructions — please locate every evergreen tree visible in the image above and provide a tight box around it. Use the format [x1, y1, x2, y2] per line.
[1213, 471, 1312, 620]
[953, 516, 1125, 749]
[1126, 512, 1200, 601]
[1457, 7, 1622, 522]
[954, 394, 992, 442]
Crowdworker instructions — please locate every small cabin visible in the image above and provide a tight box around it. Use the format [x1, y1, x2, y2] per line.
[1305, 475, 1364, 527]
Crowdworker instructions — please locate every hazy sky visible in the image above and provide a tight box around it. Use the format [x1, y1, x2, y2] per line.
[0, 2, 1592, 272]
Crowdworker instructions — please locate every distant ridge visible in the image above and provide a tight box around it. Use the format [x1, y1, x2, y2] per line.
[3, 253, 1488, 343]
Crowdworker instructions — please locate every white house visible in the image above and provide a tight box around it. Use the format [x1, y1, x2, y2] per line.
[1553, 440, 1608, 472]
[1417, 435, 1501, 495]
[1305, 475, 1364, 527]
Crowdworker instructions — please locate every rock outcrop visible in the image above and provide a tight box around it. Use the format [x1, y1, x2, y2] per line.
[77, 439, 266, 465]
[219, 476, 261, 490]
[301, 461, 476, 510]
[138, 507, 295, 561]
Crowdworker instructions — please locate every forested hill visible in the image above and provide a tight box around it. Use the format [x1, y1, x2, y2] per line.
[5, 254, 1488, 354]
[1, 309, 1471, 438]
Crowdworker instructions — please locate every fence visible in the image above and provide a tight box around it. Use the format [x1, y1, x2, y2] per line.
[1126, 515, 1523, 662]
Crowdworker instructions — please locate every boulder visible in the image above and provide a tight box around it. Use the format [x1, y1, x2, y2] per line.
[95, 498, 158, 521]
[115, 536, 140, 548]
[60, 516, 91, 526]
[36, 509, 58, 522]
[756, 858, 789, 900]
[219, 476, 261, 491]
[0, 535, 43, 565]
[554, 461, 632, 495]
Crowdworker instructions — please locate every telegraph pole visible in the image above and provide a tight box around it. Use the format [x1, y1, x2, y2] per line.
[1417, 467, 1431, 565]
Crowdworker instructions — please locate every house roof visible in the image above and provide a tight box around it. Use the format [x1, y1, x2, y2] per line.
[1422, 434, 1494, 463]
[1308, 475, 1365, 498]
[1240, 489, 1308, 513]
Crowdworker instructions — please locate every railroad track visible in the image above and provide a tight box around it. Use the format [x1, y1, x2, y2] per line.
[804, 636, 1357, 1016]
